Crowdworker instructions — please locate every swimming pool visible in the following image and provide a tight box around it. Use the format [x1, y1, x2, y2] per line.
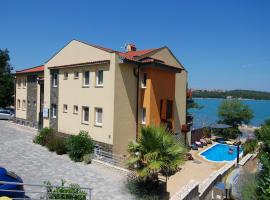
[200, 143, 243, 162]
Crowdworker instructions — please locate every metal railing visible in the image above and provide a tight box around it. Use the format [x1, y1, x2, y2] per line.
[0, 181, 92, 200]
[93, 148, 127, 168]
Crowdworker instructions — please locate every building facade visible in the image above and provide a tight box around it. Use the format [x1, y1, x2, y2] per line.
[15, 66, 44, 128]
[15, 40, 187, 155]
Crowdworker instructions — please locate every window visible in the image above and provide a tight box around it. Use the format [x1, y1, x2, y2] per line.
[160, 99, 173, 120]
[28, 100, 30, 106]
[52, 104, 57, 118]
[64, 72, 68, 80]
[18, 79, 21, 88]
[17, 99, 21, 110]
[141, 73, 147, 88]
[96, 70, 103, 87]
[73, 105, 78, 114]
[83, 71, 90, 87]
[95, 108, 103, 126]
[63, 104, 68, 113]
[23, 79, 27, 88]
[74, 71, 79, 79]
[22, 100, 26, 110]
[142, 108, 146, 124]
[52, 73, 58, 87]
[82, 106, 89, 124]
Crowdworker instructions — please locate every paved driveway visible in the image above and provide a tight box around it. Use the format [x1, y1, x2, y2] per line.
[0, 120, 134, 200]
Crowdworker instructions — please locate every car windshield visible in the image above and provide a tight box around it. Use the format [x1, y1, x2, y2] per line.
[0, 110, 11, 114]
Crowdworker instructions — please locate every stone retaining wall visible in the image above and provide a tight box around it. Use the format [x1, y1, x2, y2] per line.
[170, 154, 254, 200]
[170, 180, 199, 200]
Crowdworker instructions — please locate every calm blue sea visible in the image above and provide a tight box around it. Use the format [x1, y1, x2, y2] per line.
[189, 98, 270, 128]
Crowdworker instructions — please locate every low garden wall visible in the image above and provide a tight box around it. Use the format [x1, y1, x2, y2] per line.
[170, 154, 254, 200]
[170, 180, 199, 200]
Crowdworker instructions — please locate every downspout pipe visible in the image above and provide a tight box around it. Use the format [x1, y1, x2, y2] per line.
[134, 63, 141, 141]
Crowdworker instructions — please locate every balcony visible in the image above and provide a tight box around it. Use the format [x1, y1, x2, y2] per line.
[181, 124, 190, 132]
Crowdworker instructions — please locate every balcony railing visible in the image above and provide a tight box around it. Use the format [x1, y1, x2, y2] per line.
[0, 181, 92, 200]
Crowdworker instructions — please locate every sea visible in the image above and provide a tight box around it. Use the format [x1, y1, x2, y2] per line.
[189, 98, 270, 128]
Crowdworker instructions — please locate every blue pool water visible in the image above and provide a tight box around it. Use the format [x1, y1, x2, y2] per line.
[200, 144, 243, 162]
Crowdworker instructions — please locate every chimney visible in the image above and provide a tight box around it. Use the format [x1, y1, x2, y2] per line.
[126, 43, 137, 52]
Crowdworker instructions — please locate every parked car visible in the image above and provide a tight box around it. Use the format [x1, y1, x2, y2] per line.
[0, 109, 14, 120]
[0, 167, 26, 198]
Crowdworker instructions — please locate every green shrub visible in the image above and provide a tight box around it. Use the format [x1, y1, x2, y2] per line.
[54, 137, 68, 155]
[46, 136, 56, 152]
[239, 172, 258, 200]
[125, 175, 166, 200]
[222, 128, 241, 139]
[83, 154, 92, 164]
[46, 136, 68, 155]
[45, 180, 87, 200]
[243, 139, 258, 155]
[33, 127, 55, 146]
[67, 131, 94, 162]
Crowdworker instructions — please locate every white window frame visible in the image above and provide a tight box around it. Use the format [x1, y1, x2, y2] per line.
[83, 71, 90, 87]
[52, 73, 58, 87]
[96, 70, 103, 87]
[141, 73, 147, 88]
[141, 108, 146, 125]
[63, 104, 68, 113]
[95, 107, 103, 127]
[64, 72, 68, 80]
[52, 104, 57, 118]
[74, 71, 79, 79]
[17, 99, 21, 110]
[82, 106, 89, 124]
[73, 105, 78, 114]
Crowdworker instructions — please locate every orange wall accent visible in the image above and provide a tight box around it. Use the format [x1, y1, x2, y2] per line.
[141, 67, 176, 130]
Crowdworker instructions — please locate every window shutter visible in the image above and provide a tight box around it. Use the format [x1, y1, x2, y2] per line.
[160, 99, 167, 120]
[166, 100, 173, 119]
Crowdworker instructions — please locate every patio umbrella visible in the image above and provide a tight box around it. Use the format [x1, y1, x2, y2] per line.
[209, 123, 231, 129]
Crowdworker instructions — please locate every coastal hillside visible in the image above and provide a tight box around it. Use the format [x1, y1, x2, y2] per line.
[192, 89, 270, 100]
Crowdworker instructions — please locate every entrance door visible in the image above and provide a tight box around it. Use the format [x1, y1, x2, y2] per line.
[38, 81, 44, 129]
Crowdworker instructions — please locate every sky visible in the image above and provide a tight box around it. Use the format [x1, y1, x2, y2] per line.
[1, 0, 270, 92]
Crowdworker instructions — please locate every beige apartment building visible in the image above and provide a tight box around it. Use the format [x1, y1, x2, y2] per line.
[15, 40, 188, 155]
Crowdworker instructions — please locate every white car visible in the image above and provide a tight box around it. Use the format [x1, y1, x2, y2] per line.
[0, 109, 14, 120]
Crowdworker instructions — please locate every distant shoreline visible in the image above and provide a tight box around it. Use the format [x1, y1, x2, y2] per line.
[192, 89, 270, 101]
[193, 97, 270, 101]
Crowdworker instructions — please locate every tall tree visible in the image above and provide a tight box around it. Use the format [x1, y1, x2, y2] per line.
[0, 49, 14, 107]
[218, 99, 254, 128]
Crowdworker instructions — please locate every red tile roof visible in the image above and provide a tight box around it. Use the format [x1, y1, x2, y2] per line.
[48, 60, 110, 69]
[117, 49, 158, 60]
[77, 39, 160, 60]
[16, 65, 44, 74]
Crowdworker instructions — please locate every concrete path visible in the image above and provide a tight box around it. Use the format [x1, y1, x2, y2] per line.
[0, 120, 134, 200]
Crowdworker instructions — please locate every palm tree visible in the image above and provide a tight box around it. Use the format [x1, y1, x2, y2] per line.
[126, 125, 186, 183]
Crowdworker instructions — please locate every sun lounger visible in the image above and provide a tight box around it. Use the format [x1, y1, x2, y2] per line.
[226, 141, 234, 145]
[205, 138, 212, 144]
[195, 141, 203, 148]
[190, 143, 198, 150]
[200, 139, 207, 146]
